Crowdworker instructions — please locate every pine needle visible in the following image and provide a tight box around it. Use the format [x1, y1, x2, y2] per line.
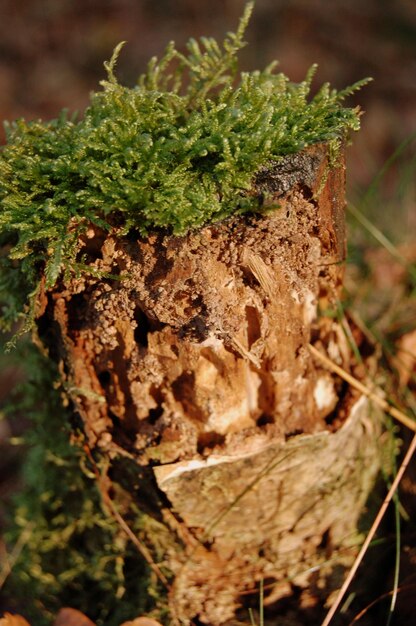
[308, 343, 416, 432]
[320, 433, 416, 626]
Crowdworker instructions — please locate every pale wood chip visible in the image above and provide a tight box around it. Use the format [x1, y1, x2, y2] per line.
[229, 335, 261, 368]
[244, 251, 275, 298]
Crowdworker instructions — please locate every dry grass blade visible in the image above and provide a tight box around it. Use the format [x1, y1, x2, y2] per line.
[348, 583, 416, 624]
[102, 491, 169, 588]
[308, 343, 416, 432]
[348, 203, 416, 283]
[83, 445, 169, 589]
[0, 523, 34, 590]
[320, 432, 416, 626]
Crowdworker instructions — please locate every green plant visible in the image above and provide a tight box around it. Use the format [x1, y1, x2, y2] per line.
[1, 341, 158, 626]
[0, 2, 369, 331]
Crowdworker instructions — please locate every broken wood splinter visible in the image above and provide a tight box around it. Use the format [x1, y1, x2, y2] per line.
[308, 343, 416, 432]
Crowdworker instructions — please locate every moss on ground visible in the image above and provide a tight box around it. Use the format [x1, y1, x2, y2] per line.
[2, 341, 164, 625]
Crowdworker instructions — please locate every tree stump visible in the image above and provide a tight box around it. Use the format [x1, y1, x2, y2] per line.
[35, 143, 382, 624]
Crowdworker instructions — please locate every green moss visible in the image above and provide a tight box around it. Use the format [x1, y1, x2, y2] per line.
[0, 2, 369, 329]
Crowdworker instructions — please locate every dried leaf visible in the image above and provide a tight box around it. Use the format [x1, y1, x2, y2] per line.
[53, 608, 96, 626]
[120, 618, 163, 626]
[0, 615, 31, 626]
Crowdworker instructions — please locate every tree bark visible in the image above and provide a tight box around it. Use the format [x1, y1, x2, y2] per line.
[35, 143, 382, 624]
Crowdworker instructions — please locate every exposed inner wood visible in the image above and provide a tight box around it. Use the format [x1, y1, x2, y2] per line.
[37, 144, 348, 463]
[35, 143, 382, 625]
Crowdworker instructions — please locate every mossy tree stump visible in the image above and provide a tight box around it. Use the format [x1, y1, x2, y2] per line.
[0, 8, 378, 623]
[35, 143, 381, 624]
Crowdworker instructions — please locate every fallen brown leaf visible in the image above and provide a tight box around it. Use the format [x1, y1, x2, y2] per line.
[0, 615, 31, 626]
[120, 618, 163, 626]
[53, 608, 96, 626]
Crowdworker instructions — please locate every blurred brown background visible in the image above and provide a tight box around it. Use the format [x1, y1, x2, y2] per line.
[0, 0, 415, 201]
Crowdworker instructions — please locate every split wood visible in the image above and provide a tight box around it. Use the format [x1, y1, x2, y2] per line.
[308, 343, 416, 432]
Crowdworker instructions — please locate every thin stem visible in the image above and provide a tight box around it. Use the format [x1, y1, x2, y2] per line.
[0, 523, 34, 590]
[83, 445, 170, 589]
[308, 343, 416, 432]
[320, 433, 416, 626]
[385, 488, 400, 626]
[348, 203, 416, 284]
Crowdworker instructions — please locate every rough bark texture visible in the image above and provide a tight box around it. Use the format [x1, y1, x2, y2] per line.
[35, 143, 382, 624]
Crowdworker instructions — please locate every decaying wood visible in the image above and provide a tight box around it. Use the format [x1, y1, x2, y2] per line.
[35, 143, 383, 624]
[157, 394, 381, 623]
